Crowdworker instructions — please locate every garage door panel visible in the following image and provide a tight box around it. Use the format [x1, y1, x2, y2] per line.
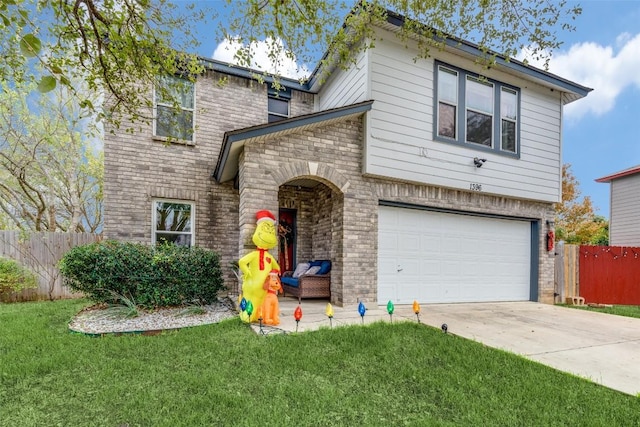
[378, 232, 398, 254]
[378, 206, 531, 304]
[379, 258, 400, 275]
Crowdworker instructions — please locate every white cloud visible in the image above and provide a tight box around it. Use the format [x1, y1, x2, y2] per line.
[616, 32, 632, 48]
[520, 33, 640, 120]
[212, 37, 310, 80]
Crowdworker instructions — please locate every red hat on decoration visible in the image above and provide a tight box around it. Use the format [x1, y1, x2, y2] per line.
[269, 269, 280, 276]
[256, 210, 276, 224]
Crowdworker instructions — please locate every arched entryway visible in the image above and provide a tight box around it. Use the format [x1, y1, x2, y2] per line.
[274, 163, 347, 304]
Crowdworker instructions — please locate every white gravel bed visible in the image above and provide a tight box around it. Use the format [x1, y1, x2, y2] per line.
[69, 300, 238, 335]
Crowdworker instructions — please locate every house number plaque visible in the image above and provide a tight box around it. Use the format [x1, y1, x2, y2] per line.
[469, 183, 483, 191]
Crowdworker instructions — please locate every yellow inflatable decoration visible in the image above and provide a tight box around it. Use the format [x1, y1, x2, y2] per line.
[238, 210, 280, 323]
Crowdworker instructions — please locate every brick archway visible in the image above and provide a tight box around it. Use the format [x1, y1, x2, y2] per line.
[270, 161, 351, 195]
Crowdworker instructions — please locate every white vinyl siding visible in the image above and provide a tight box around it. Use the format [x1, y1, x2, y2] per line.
[609, 174, 640, 246]
[317, 48, 368, 110]
[363, 30, 563, 203]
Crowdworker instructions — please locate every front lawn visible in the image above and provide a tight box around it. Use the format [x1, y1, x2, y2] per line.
[1, 300, 639, 426]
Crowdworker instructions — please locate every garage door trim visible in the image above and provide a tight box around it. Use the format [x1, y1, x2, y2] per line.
[379, 200, 539, 222]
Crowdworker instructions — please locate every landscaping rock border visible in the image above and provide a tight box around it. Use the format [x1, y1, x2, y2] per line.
[68, 298, 238, 336]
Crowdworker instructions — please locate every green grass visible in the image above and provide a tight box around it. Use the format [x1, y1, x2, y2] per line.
[2, 300, 640, 427]
[565, 304, 640, 319]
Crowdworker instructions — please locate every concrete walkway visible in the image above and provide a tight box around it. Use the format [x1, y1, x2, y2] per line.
[259, 297, 640, 396]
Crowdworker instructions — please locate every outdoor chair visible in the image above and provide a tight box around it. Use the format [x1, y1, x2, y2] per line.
[281, 260, 331, 303]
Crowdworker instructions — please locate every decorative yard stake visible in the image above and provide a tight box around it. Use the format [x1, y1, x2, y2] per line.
[441, 323, 448, 334]
[246, 301, 254, 320]
[294, 305, 302, 332]
[325, 303, 334, 328]
[413, 300, 421, 323]
[386, 300, 395, 322]
[358, 301, 366, 324]
[257, 307, 264, 335]
[240, 297, 247, 312]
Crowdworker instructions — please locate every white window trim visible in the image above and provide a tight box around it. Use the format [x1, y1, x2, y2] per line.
[153, 76, 196, 144]
[152, 199, 195, 247]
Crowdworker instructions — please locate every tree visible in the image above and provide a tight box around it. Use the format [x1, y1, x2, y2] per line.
[0, 80, 103, 232]
[554, 164, 609, 245]
[2, 0, 208, 127]
[3, 0, 581, 127]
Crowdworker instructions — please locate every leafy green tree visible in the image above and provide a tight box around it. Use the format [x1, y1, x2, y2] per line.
[589, 215, 609, 246]
[555, 164, 609, 245]
[1, 0, 208, 126]
[0, 80, 102, 232]
[3, 0, 581, 127]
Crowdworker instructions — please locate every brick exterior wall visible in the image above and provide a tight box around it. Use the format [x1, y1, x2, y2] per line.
[104, 71, 313, 290]
[105, 70, 556, 306]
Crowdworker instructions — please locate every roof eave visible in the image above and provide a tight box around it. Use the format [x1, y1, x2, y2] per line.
[595, 165, 640, 183]
[309, 8, 592, 101]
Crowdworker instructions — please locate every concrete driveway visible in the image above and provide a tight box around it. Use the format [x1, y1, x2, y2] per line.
[273, 298, 640, 396]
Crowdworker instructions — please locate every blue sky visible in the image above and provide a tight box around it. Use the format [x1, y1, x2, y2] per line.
[547, 0, 640, 219]
[188, 0, 640, 219]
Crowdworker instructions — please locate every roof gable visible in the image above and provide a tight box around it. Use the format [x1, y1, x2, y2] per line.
[213, 100, 374, 183]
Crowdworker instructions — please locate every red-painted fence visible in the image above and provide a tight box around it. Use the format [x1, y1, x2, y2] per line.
[579, 245, 640, 305]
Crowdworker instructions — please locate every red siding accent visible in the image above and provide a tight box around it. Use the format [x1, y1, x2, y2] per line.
[579, 245, 640, 305]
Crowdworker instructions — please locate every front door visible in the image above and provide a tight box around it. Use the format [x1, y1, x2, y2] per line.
[278, 209, 297, 273]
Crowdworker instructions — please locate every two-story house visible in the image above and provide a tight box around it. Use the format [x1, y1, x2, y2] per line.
[104, 9, 591, 306]
[596, 165, 640, 246]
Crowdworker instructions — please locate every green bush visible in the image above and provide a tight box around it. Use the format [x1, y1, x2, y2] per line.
[0, 257, 38, 294]
[59, 240, 225, 308]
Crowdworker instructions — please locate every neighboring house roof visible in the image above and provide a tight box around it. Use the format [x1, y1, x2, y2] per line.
[595, 165, 640, 183]
[198, 8, 592, 104]
[213, 100, 374, 183]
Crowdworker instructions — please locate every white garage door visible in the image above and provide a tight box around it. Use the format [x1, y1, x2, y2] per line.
[378, 205, 531, 304]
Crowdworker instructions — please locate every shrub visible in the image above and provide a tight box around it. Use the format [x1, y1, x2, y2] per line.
[0, 257, 38, 294]
[59, 240, 225, 309]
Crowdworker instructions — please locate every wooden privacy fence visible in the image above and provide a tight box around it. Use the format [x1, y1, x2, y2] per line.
[555, 243, 640, 305]
[0, 231, 101, 302]
[554, 241, 580, 304]
[578, 245, 640, 305]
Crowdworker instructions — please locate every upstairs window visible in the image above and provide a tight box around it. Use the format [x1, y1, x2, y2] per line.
[501, 88, 518, 152]
[435, 62, 519, 155]
[154, 75, 195, 142]
[437, 68, 458, 139]
[268, 87, 291, 123]
[465, 77, 494, 147]
[152, 200, 194, 247]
